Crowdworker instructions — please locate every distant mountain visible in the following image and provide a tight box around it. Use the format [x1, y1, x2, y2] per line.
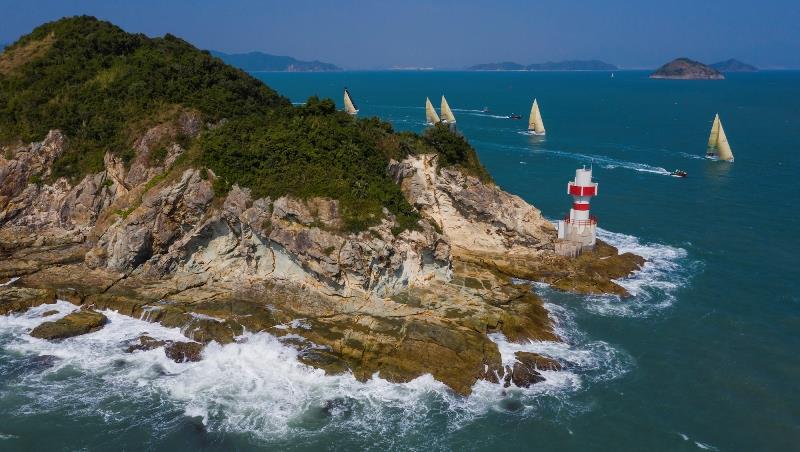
[710, 59, 758, 72]
[468, 61, 525, 71]
[526, 60, 617, 71]
[211, 51, 341, 72]
[650, 58, 724, 80]
[468, 59, 617, 71]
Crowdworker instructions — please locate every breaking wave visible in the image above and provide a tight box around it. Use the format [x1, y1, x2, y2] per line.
[581, 228, 694, 317]
[0, 292, 631, 446]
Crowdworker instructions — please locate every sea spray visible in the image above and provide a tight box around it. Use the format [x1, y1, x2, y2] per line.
[0, 296, 632, 444]
[582, 228, 695, 317]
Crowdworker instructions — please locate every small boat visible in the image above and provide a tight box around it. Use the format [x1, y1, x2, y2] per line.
[481, 106, 490, 113]
[343, 88, 358, 115]
[706, 113, 734, 161]
[425, 97, 440, 125]
[440, 95, 457, 125]
[671, 170, 688, 178]
[528, 99, 546, 135]
[509, 113, 522, 120]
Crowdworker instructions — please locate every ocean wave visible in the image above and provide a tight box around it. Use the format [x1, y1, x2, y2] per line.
[0, 295, 629, 445]
[581, 228, 694, 317]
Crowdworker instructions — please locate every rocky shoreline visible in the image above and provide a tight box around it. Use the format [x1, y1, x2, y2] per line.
[0, 126, 644, 395]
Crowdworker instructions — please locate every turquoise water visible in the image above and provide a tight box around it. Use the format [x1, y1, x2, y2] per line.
[1, 71, 799, 451]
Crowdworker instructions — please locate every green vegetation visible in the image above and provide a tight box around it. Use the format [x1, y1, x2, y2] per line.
[0, 16, 286, 179]
[0, 16, 492, 233]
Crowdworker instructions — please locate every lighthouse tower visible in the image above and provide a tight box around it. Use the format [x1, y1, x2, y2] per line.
[557, 167, 598, 255]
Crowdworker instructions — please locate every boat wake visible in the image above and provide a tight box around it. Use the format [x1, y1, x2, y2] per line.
[477, 141, 672, 176]
[679, 152, 707, 160]
[0, 293, 631, 446]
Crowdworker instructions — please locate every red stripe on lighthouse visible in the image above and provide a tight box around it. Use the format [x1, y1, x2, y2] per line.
[572, 203, 590, 211]
[569, 185, 596, 196]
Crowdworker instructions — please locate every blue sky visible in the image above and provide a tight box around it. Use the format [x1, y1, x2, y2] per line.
[1, 0, 799, 69]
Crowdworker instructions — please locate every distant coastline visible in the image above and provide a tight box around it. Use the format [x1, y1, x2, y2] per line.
[211, 50, 341, 72]
[468, 60, 618, 71]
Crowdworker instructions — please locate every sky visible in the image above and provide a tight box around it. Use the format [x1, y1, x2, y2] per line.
[1, 0, 799, 69]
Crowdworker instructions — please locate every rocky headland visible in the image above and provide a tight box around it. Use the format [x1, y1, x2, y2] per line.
[0, 17, 644, 395]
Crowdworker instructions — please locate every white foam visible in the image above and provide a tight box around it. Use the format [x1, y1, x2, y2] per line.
[581, 228, 693, 317]
[695, 441, 719, 451]
[0, 293, 632, 442]
[0, 276, 20, 287]
[188, 313, 225, 323]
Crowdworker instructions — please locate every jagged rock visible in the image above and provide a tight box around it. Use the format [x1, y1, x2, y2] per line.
[29, 309, 107, 340]
[515, 352, 562, 371]
[125, 335, 167, 353]
[41, 310, 59, 317]
[502, 352, 560, 388]
[0, 286, 56, 315]
[164, 341, 204, 362]
[0, 129, 646, 395]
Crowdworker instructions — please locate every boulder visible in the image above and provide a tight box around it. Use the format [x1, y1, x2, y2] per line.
[29, 308, 107, 340]
[125, 335, 167, 353]
[164, 341, 203, 363]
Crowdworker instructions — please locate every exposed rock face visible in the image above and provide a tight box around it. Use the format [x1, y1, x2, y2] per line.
[29, 308, 107, 340]
[0, 130, 644, 395]
[650, 58, 724, 80]
[164, 341, 204, 363]
[389, 154, 554, 257]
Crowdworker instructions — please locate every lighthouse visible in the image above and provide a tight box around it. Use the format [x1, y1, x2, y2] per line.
[556, 167, 598, 256]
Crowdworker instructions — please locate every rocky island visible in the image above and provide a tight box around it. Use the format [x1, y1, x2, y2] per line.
[650, 57, 725, 79]
[0, 17, 643, 395]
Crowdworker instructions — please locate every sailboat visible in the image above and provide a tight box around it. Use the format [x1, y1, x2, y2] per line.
[528, 99, 546, 135]
[343, 87, 359, 115]
[440, 95, 457, 125]
[425, 97, 440, 125]
[706, 113, 734, 161]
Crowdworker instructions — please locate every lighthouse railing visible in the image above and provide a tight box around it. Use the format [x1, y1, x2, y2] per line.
[563, 215, 597, 226]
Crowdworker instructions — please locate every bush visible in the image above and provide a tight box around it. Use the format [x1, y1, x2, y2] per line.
[0, 16, 492, 234]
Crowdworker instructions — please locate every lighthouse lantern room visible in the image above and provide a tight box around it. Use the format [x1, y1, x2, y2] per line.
[556, 167, 598, 256]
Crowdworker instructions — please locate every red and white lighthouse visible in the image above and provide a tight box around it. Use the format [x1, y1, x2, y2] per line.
[557, 166, 598, 252]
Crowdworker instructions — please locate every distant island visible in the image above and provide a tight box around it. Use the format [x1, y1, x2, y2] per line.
[211, 50, 341, 72]
[710, 58, 758, 72]
[650, 57, 724, 80]
[468, 60, 617, 71]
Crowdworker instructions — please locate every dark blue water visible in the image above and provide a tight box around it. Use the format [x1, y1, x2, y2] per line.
[1, 71, 799, 451]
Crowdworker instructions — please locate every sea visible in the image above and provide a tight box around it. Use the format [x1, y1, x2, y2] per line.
[1, 71, 799, 451]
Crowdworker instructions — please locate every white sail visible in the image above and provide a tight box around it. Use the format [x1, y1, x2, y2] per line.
[425, 97, 440, 125]
[715, 119, 734, 161]
[707, 113, 734, 161]
[528, 99, 545, 134]
[707, 114, 720, 150]
[343, 88, 358, 115]
[441, 96, 456, 124]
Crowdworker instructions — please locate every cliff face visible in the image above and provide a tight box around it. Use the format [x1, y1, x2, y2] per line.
[0, 129, 642, 395]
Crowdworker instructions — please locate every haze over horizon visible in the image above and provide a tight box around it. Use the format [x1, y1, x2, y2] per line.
[1, 0, 799, 69]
